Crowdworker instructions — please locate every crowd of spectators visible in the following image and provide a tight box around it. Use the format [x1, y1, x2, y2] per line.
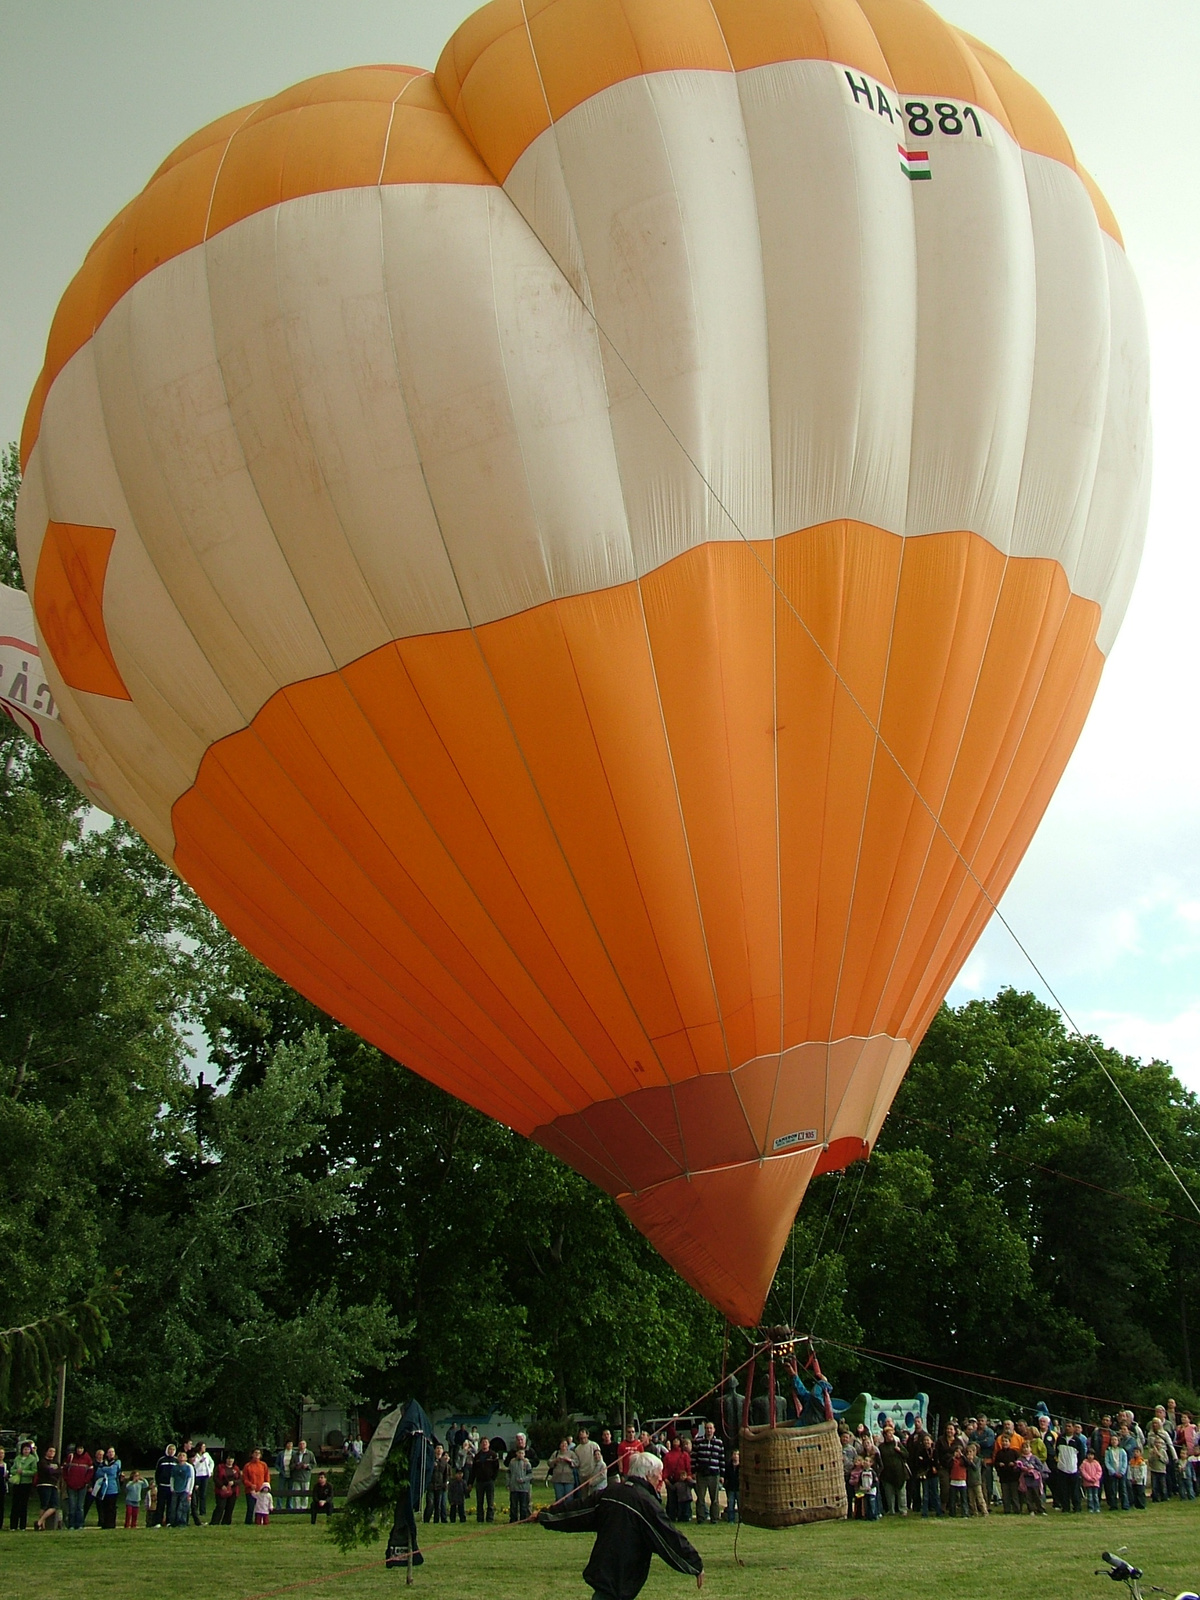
[0, 1436, 337, 1531]
[433, 1419, 739, 1527]
[4, 1397, 1194, 1535]
[838, 1401, 1200, 1519]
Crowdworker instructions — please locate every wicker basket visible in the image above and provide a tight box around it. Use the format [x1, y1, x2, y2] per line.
[739, 1417, 847, 1528]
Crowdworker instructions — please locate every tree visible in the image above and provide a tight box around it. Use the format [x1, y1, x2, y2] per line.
[773, 991, 1200, 1418]
[201, 943, 725, 1423]
[78, 1031, 404, 1445]
[0, 1283, 120, 1411]
[0, 440, 20, 587]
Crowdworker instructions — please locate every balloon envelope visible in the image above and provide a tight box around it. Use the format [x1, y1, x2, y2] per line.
[17, 0, 1148, 1324]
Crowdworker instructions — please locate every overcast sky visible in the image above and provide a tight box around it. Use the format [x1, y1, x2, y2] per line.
[3, 0, 1197, 1082]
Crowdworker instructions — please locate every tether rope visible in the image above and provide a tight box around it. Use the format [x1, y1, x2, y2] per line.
[815, 1334, 1170, 1415]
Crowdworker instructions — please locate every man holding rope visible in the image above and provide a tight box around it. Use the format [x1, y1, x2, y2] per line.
[539, 1450, 703, 1600]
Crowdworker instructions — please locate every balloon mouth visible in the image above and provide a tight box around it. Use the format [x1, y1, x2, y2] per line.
[617, 1151, 826, 1327]
[530, 1036, 906, 1199]
[531, 1038, 906, 1324]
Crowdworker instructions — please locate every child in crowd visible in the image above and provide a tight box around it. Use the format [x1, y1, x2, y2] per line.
[964, 1445, 988, 1517]
[1016, 1443, 1046, 1514]
[1128, 1448, 1148, 1510]
[949, 1447, 969, 1517]
[310, 1473, 334, 1522]
[724, 1450, 739, 1523]
[448, 1469, 467, 1523]
[254, 1480, 274, 1526]
[1080, 1448, 1104, 1512]
[507, 1447, 533, 1524]
[852, 1457, 878, 1520]
[123, 1469, 146, 1528]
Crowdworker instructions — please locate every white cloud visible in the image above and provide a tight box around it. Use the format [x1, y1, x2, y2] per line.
[1074, 1007, 1200, 1095]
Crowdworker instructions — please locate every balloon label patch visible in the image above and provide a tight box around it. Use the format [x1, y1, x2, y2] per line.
[772, 1130, 820, 1152]
[840, 68, 993, 151]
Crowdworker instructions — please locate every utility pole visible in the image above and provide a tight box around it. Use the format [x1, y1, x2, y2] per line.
[53, 1359, 67, 1460]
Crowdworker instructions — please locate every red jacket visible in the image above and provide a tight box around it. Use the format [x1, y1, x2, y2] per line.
[63, 1452, 94, 1490]
[662, 1447, 692, 1484]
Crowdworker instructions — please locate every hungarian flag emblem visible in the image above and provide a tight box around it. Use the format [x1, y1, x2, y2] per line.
[899, 146, 931, 180]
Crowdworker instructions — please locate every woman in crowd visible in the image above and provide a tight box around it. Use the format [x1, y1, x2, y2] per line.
[34, 1444, 61, 1530]
[8, 1440, 38, 1530]
[878, 1423, 910, 1516]
[547, 1440, 576, 1503]
[212, 1454, 241, 1525]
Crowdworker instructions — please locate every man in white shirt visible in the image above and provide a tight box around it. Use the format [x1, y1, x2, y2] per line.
[1054, 1430, 1081, 1514]
[190, 1443, 215, 1523]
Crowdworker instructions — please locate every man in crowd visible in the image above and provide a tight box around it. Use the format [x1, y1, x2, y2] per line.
[241, 1449, 270, 1526]
[505, 1432, 540, 1471]
[617, 1426, 641, 1479]
[469, 1435, 501, 1522]
[967, 1417, 996, 1505]
[152, 1444, 176, 1528]
[661, 1435, 693, 1523]
[1055, 1423, 1082, 1512]
[540, 1449, 703, 1600]
[574, 1428, 608, 1501]
[908, 1420, 938, 1516]
[691, 1421, 724, 1524]
[290, 1439, 316, 1512]
[600, 1428, 621, 1486]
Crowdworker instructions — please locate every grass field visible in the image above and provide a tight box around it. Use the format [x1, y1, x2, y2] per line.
[5, 1496, 1199, 1600]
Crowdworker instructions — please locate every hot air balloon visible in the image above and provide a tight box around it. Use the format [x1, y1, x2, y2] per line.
[16, 0, 1149, 1326]
[0, 580, 112, 810]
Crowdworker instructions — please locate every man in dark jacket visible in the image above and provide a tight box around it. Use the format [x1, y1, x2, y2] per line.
[541, 1451, 703, 1600]
[468, 1439, 501, 1523]
[153, 1445, 176, 1528]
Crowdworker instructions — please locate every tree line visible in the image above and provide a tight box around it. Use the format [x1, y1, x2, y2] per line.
[3, 441, 1198, 1449]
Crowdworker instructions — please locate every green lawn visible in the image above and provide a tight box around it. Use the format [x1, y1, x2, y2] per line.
[4, 1498, 1199, 1600]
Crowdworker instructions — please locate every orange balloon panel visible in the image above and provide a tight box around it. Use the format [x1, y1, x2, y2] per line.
[17, 0, 1147, 1325]
[168, 524, 1101, 1321]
